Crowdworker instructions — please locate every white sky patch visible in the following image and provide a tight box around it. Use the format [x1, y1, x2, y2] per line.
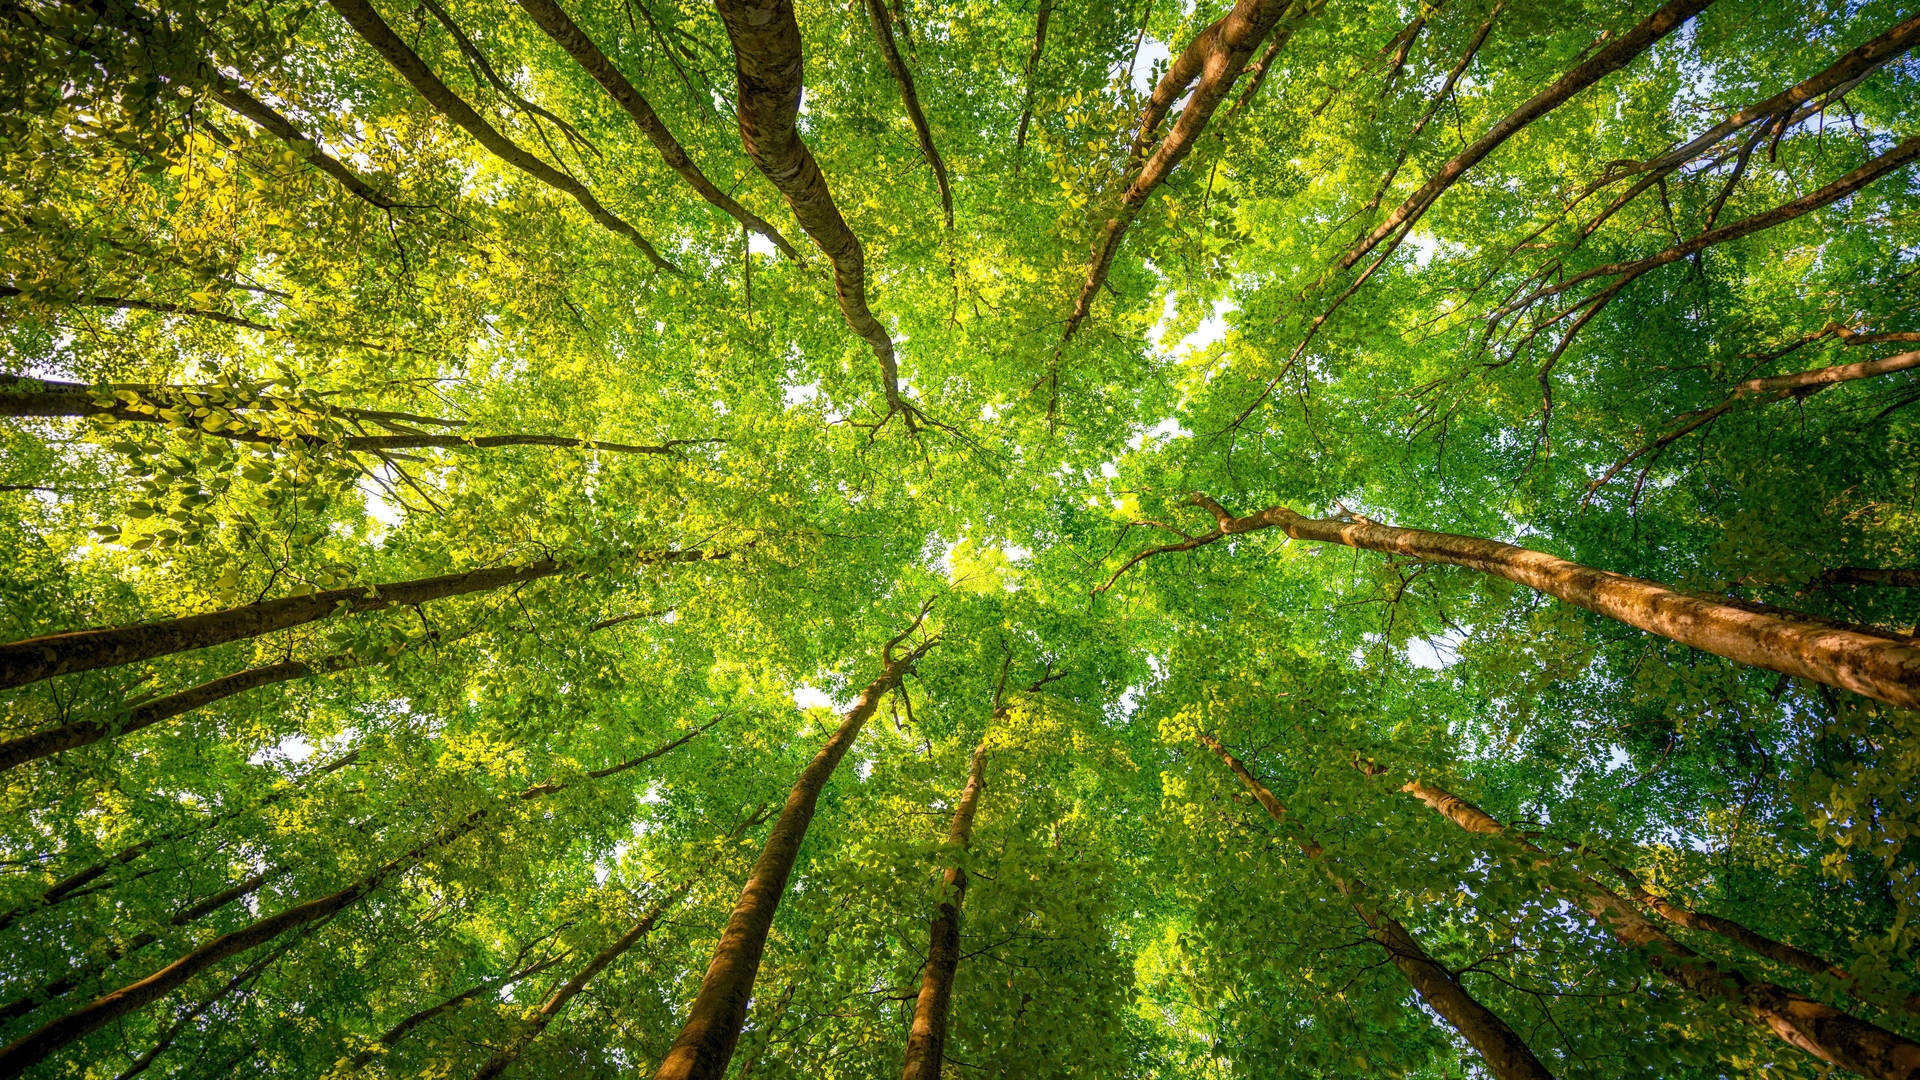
[358, 468, 403, 538]
[1129, 416, 1192, 450]
[1129, 38, 1172, 98]
[1405, 231, 1441, 267]
[249, 733, 314, 767]
[782, 380, 820, 408]
[1405, 626, 1469, 671]
[793, 684, 839, 711]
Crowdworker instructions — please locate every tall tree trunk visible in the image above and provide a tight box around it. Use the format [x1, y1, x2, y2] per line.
[108, 936, 294, 1080]
[1342, 0, 1713, 270]
[1064, 0, 1307, 344]
[1198, 734, 1556, 1080]
[1104, 494, 1920, 708]
[652, 612, 935, 1080]
[322, 0, 676, 272]
[208, 82, 401, 209]
[899, 736, 987, 1080]
[0, 723, 711, 1078]
[510, 0, 798, 259]
[862, 0, 952, 228]
[710, 0, 911, 424]
[0, 548, 719, 691]
[1399, 777, 1920, 1080]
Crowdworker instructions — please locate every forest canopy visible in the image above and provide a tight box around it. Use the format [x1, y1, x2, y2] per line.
[2, 0, 1919, 1077]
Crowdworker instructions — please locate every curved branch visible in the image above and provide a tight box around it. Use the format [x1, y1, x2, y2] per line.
[863, 0, 952, 228]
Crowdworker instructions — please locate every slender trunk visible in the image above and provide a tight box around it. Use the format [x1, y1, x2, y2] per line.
[1597, 856, 1920, 1016]
[1013, 0, 1052, 151]
[1826, 568, 1920, 589]
[0, 723, 710, 1078]
[208, 83, 399, 209]
[0, 653, 361, 773]
[1198, 734, 1555, 1080]
[862, 0, 952, 228]
[1125, 494, 1920, 709]
[109, 937, 291, 1080]
[0, 871, 271, 1024]
[0, 374, 701, 456]
[711, 0, 909, 422]
[1343, 0, 1713, 270]
[0, 751, 359, 934]
[1401, 778, 1920, 1080]
[899, 736, 987, 1080]
[322, 0, 676, 272]
[1590, 349, 1920, 496]
[0, 548, 718, 690]
[0, 285, 276, 332]
[470, 896, 678, 1080]
[1064, 0, 1308, 343]
[653, 616, 933, 1080]
[1514, 138, 1920, 317]
[510, 0, 798, 259]
[341, 955, 565, 1074]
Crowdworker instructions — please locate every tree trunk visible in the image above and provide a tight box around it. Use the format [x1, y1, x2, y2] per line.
[1013, 0, 1052, 150]
[340, 954, 565, 1074]
[710, 0, 909, 422]
[1064, 0, 1305, 343]
[1147, 494, 1920, 709]
[652, 615, 933, 1080]
[1343, 0, 1713, 270]
[1197, 734, 1556, 1080]
[0, 723, 711, 1077]
[0, 653, 361, 772]
[510, 0, 798, 259]
[322, 0, 676, 272]
[862, 0, 952, 228]
[0, 751, 359, 933]
[0, 375, 704, 457]
[208, 82, 399, 209]
[1401, 778, 1920, 1080]
[0, 548, 718, 690]
[1826, 568, 1920, 589]
[109, 937, 292, 1080]
[0, 870, 271, 1024]
[899, 735, 987, 1080]
[470, 896, 677, 1080]
[1596, 855, 1920, 1016]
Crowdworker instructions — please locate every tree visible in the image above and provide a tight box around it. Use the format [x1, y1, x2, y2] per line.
[4, 1, 1920, 1077]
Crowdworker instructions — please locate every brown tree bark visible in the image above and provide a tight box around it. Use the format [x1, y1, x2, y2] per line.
[510, 0, 799, 259]
[0, 723, 712, 1078]
[899, 737, 986, 1080]
[1198, 734, 1556, 1080]
[1399, 778, 1920, 1080]
[1342, 0, 1713, 271]
[1013, 0, 1052, 151]
[0, 547, 719, 691]
[109, 937, 292, 1080]
[322, 0, 676, 272]
[1063, 0, 1308, 344]
[1101, 494, 1920, 709]
[0, 653, 362, 773]
[862, 0, 952, 228]
[0, 374, 708, 456]
[1594, 856, 1920, 1016]
[1826, 568, 1920, 589]
[209, 83, 402, 209]
[652, 610, 935, 1080]
[711, 0, 912, 425]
